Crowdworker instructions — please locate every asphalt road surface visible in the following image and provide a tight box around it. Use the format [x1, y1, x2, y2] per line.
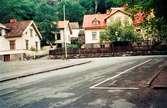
[0, 56, 167, 108]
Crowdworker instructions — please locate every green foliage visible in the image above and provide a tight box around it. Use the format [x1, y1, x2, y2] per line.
[0, 0, 58, 46]
[30, 47, 37, 51]
[68, 39, 81, 48]
[154, 0, 167, 22]
[0, 0, 160, 46]
[55, 0, 85, 24]
[100, 21, 137, 44]
[141, 16, 167, 42]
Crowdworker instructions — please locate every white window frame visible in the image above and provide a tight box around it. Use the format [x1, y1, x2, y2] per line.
[92, 32, 97, 40]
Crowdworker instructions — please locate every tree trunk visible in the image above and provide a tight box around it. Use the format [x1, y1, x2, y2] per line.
[131, 0, 135, 5]
[94, 0, 98, 13]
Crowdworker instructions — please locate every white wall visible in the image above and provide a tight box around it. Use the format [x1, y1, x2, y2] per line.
[7, 24, 41, 51]
[55, 28, 71, 44]
[0, 36, 10, 51]
[85, 29, 102, 44]
[106, 12, 132, 26]
[23, 25, 41, 50]
[71, 29, 79, 38]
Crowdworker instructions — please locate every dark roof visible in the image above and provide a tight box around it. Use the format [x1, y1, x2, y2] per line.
[69, 22, 79, 29]
[0, 23, 8, 29]
[4, 20, 32, 38]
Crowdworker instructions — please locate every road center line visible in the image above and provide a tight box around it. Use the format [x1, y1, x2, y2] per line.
[90, 59, 152, 89]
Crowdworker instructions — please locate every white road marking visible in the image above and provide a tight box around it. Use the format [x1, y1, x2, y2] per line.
[90, 87, 139, 90]
[90, 59, 152, 90]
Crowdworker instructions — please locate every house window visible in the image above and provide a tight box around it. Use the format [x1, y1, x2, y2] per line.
[9, 40, 15, 50]
[25, 40, 29, 50]
[92, 32, 97, 40]
[57, 33, 61, 40]
[0, 29, 2, 36]
[30, 29, 33, 37]
[92, 18, 100, 25]
[35, 41, 38, 51]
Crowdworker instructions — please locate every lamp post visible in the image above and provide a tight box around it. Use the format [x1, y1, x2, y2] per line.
[63, 5, 68, 59]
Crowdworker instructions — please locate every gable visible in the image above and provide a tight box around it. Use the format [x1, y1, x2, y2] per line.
[23, 22, 42, 39]
[106, 11, 132, 25]
[4, 20, 42, 39]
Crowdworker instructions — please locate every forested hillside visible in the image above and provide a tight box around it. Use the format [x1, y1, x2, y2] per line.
[0, 0, 166, 45]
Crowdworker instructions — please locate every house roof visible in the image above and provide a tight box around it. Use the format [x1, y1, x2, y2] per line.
[104, 9, 131, 20]
[4, 20, 42, 38]
[69, 22, 79, 29]
[57, 21, 72, 34]
[57, 21, 69, 29]
[0, 23, 8, 29]
[83, 14, 108, 29]
[82, 7, 130, 29]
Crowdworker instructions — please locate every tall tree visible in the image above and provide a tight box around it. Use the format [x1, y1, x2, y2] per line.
[55, 0, 85, 23]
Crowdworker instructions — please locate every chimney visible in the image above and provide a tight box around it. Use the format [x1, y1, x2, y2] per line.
[10, 19, 17, 23]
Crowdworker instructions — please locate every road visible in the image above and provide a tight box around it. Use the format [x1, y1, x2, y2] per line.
[0, 56, 167, 108]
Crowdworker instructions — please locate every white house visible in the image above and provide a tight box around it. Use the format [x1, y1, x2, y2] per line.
[55, 21, 72, 48]
[69, 22, 80, 40]
[0, 24, 10, 52]
[82, 7, 132, 48]
[0, 19, 42, 61]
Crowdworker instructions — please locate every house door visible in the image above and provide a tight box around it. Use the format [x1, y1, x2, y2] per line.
[4, 55, 10, 62]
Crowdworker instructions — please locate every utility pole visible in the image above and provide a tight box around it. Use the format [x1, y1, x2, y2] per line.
[63, 5, 68, 59]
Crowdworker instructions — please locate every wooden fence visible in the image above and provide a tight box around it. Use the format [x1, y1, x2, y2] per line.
[49, 45, 167, 59]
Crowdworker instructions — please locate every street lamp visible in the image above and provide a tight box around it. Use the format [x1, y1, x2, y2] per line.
[63, 5, 68, 59]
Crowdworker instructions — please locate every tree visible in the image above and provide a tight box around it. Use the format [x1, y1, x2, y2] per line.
[100, 21, 137, 44]
[0, 0, 58, 46]
[55, 0, 85, 24]
[154, 0, 167, 22]
[79, 0, 94, 14]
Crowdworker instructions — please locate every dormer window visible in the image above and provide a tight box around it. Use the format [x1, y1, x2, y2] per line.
[92, 18, 100, 25]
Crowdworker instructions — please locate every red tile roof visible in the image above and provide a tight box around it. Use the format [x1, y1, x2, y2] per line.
[57, 21, 69, 29]
[83, 14, 108, 29]
[4, 20, 32, 38]
[82, 7, 130, 29]
[57, 21, 72, 34]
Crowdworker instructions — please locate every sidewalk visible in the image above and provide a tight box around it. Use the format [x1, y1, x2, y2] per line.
[0, 59, 91, 82]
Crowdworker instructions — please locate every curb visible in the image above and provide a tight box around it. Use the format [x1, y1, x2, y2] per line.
[0, 61, 91, 83]
[146, 69, 162, 87]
